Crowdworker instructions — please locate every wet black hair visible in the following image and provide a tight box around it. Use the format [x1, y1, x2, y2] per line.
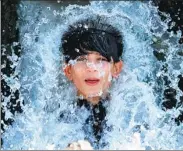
[61, 15, 123, 63]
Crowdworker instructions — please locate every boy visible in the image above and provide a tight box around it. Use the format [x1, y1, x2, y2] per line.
[61, 15, 123, 149]
[62, 16, 123, 105]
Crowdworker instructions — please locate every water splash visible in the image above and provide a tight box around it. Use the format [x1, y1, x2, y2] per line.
[2, 1, 183, 150]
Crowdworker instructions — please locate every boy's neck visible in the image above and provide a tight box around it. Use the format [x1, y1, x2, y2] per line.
[86, 96, 101, 105]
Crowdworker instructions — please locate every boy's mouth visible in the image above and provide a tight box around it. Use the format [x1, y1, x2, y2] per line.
[85, 78, 100, 86]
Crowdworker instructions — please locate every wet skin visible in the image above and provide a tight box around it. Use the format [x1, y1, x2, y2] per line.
[63, 51, 123, 104]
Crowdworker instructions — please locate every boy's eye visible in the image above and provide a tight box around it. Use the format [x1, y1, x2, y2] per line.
[76, 56, 87, 62]
[98, 57, 108, 62]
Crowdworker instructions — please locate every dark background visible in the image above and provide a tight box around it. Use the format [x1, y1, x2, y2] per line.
[1, 0, 183, 146]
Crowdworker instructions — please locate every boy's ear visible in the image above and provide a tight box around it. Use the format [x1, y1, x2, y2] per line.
[63, 64, 73, 81]
[112, 60, 123, 78]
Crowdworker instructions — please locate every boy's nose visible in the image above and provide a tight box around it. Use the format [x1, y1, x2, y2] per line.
[86, 62, 98, 72]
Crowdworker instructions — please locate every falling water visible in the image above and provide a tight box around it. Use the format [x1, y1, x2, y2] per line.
[1, 1, 183, 150]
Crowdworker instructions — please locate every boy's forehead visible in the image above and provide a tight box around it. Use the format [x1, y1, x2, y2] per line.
[86, 51, 101, 56]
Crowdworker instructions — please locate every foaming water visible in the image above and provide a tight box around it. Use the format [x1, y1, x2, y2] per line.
[2, 1, 183, 150]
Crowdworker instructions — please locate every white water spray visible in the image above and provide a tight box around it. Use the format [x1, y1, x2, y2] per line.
[2, 1, 183, 150]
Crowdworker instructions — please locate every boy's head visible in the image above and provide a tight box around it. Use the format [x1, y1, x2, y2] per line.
[61, 16, 123, 104]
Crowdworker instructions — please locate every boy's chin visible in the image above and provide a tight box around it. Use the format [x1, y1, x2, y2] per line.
[78, 90, 109, 104]
[78, 89, 107, 100]
[86, 91, 103, 98]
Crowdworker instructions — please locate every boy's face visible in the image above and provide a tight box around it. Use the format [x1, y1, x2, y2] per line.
[63, 51, 122, 103]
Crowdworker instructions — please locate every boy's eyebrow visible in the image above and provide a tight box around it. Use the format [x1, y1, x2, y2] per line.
[77, 55, 87, 58]
[100, 56, 108, 59]
[87, 51, 100, 55]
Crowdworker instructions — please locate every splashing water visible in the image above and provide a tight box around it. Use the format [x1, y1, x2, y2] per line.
[2, 1, 183, 150]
